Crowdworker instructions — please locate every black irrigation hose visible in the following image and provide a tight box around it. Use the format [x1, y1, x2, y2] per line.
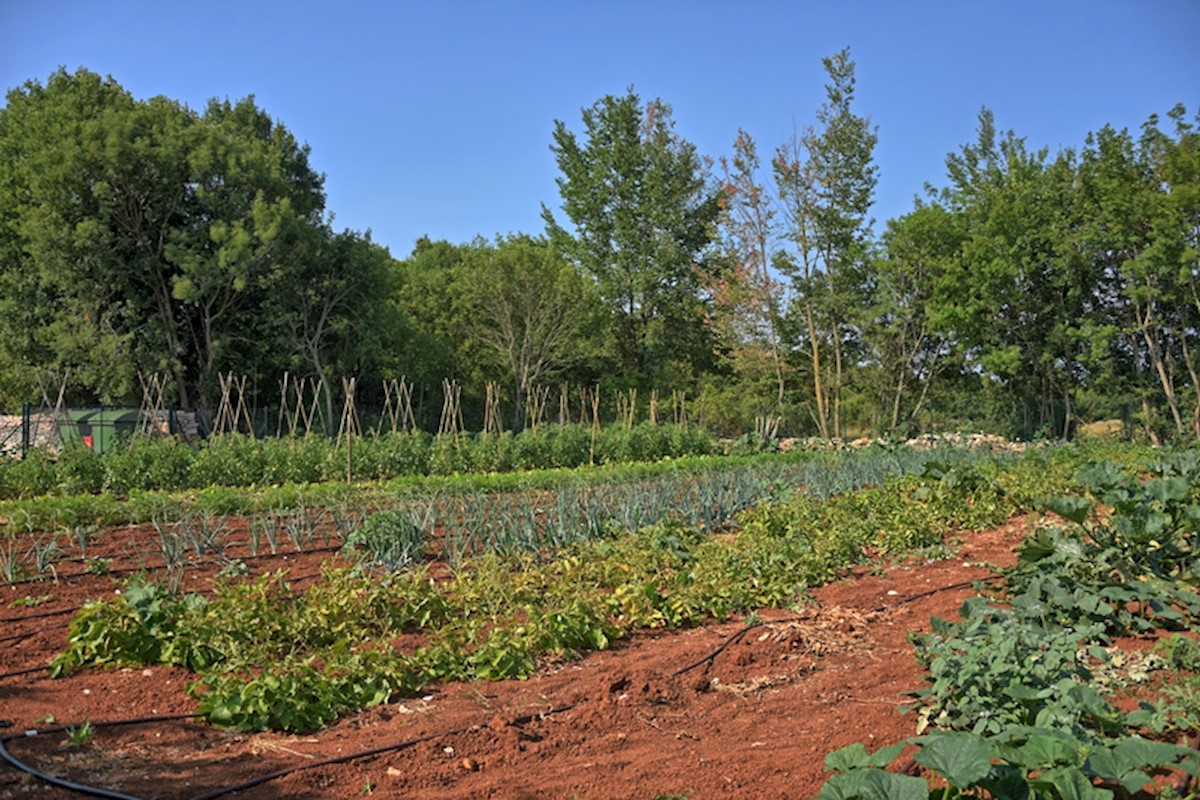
[672, 622, 762, 677]
[884, 573, 1004, 610]
[0, 713, 203, 800]
[0, 606, 75, 623]
[188, 703, 578, 800]
[187, 728, 466, 800]
[1, 696, 576, 800]
[0, 630, 37, 645]
[0, 665, 47, 680]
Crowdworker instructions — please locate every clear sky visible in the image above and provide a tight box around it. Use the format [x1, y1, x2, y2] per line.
[2, 1, 1197, 258]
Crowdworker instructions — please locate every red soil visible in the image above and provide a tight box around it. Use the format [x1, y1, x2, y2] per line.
[0, 516, 1031, 800]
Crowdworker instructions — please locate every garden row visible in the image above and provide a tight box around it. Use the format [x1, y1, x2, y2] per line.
[818, 451, 1200, 799]
[0, 422, 718, 500]
[49, 446, 1093, 732]
[3, 442, 1032, 584]
[1, 444, 995, 584]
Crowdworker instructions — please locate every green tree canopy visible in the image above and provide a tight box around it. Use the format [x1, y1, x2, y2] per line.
[457, 235, 602, 428]
[774, 48, 878, 438]
[0, 67, 374, 410]
[542, 88, 721, 387]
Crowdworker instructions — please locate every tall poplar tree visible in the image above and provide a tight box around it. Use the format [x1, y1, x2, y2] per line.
[713, 130, 789, 424]
[774, 48, 878, 438]
[542, 89, 720, 386]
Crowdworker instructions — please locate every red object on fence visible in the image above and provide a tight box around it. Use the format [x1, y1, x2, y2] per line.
[83, 435, 93, 449]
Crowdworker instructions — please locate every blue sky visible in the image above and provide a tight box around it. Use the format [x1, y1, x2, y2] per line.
[2, 1, 1197, 258]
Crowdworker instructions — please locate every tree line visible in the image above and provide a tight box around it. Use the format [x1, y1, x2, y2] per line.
[0, 55, 1196, 441]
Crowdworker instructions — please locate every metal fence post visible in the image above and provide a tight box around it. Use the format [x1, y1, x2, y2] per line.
[21, 401, 30, 458]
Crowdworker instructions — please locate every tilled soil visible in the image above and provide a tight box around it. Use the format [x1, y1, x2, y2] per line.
[0, 517, 1031, 799]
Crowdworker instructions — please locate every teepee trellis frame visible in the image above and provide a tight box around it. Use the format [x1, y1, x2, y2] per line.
[31, 369, 69, 449]
[615, 388, 638, 429]
[136, 372, 171, 438]
[377, 377, 416, 435]
[483, 382, 504, 435]
[336, 377, 362, 444]
[438, 379, 464, 437]
[212, 373, 255, 437]
[278, 374, 326, 437]
[577, 385, 602, 431]
[755, 413, 781, 441]
[558, 383, 571, 426]
[524, 385, 550, 431]
[672, 390, 688, 426]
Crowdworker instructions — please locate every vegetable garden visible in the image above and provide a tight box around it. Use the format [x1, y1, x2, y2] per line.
[1, 439, 1197, 798]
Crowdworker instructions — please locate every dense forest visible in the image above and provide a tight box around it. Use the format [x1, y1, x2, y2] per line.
[0, 53, 1196, 442]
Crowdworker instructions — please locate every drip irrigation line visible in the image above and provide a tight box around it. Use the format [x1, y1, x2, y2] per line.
[0, 742, 146, 800]
[0, 630, 37, 645]
[0, 713, 203, 800]
[0, 665, 47, 680]
[0, 607, 75, 623]
[188, 703, 577, 800]
[886, 574, 1004, 610]
[672, 622, 761, 677]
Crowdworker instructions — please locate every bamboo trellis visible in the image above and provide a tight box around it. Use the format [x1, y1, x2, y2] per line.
[277, 374, 326, 437]
[558, 383, 571, 426]
[377, 377, 416, 435]
[438, 379, 464, 436]
[483, 382, 504, 435]
[615, 388, 638, 429]
[31, 370, 69, 449]
[336, 377, 362, 444]
[672, 390, 687, 426]
[212, 373, 255, 437]
[524, 385, 550, 431]
[755, 413, 781, 440]
[578, 385, 601, 430]
[136, 372, 170, 438]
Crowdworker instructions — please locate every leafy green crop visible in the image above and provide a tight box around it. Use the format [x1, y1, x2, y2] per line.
[819, 449, 1200, 799]
[0, 423, 719, 502]
[821, 730, 1200, 799]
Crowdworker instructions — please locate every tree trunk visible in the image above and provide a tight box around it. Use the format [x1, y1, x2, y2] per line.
[804, 299, 828, 438]
[1139, 314, 1185, 436]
